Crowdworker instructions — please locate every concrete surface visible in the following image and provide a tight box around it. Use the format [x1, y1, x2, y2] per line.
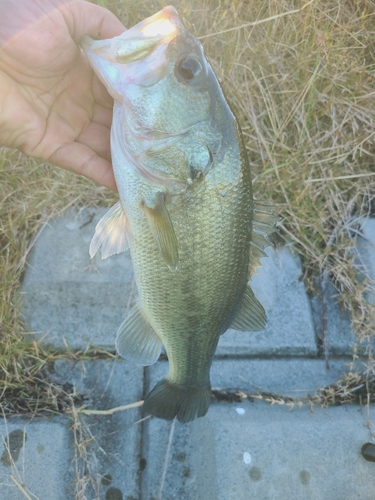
[9, 209, 375, 499]
[141, 401, 374, 500]
[21, 210, 317, 356]
[309, 280, 357, 356]
[355, 217, 375, 305]
[0, 418, 73, 500]
[141, 362, 375, 500]
[21, 208, 136, 350]
[51, 359, 144, 500]
[218, 246, 317, 356]
[148, 358, 358, 400]
[0, 358, 144, 500]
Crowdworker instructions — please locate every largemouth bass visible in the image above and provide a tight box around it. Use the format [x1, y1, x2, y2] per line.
[82, 6, 276, 423]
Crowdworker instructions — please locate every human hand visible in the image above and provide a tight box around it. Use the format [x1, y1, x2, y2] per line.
[0, 0, 125, 191]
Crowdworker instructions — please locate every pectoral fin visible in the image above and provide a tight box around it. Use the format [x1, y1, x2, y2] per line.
[231, 286, 266, 332]
[90, 201, 130, 259]
[116, 303, 162, 366]
[143, 193, 179, 271]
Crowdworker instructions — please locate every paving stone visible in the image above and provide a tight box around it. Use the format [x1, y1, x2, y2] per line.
[307, 216, 375, 357]
[309, 280, 357, 356]
[355, 217, 375, 305]
[22, 211, 316, 357]
[0, 417, 73, 500]
[210, 358, 356, 398]
[147, 357, 355, 411]
[142, 361, 375, 500]
[309, 217, 375, 356]
[0, 358, 144, 500]
[21, 208, 137, 350]
[16, 210, 375, 500]
[218, 245, 317, 356]
[50, 358, 144, 500]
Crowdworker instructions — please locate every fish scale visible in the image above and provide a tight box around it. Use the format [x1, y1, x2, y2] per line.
[83, 6, 277, 423]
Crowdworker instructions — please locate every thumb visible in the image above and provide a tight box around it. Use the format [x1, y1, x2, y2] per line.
[62, 0, 126, 43]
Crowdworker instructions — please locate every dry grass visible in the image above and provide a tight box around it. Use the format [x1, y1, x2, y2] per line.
[0, 0, 375, 454]
[213, 369, 375, 409]
[192, 0, 375, 340]
[0, 150, 117, 409]
[106, 0, 375, 337]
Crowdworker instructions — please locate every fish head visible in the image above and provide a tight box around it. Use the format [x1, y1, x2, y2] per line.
[82, 6, 228, 190]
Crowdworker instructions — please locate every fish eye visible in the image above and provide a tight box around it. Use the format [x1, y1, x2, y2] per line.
[175, 56, 203, 82]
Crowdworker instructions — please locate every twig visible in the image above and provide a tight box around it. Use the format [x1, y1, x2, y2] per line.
[319, 227, 339, 370]
[198, 0, 316, 39]
[76, 401, 143, 415]
[157, 418, 176, 500]
[306, 172, 375, 182]
[132, 415, 152, 426]
[9, 475, 35, 500]
[320, 267, 330, 370]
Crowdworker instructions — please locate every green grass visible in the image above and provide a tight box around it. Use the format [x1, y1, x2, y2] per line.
[1, 0, 375, 414]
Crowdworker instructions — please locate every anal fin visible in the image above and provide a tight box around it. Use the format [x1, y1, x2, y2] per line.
[231, 286, 266, 332]
[116, 303, 162, 366]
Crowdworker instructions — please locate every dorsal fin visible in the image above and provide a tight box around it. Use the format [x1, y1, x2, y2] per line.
[248, 202, 279, 279]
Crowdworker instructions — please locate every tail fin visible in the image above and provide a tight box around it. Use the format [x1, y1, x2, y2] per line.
[143, 379, 211, 423]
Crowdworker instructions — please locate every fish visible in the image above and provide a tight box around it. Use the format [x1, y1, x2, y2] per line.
[82, 6, 277, 423]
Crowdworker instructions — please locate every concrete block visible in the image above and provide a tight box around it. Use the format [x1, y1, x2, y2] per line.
[22, 210, 317, 357]
[142, 362, 375, 500]
[309, 217, 375, 356]
[356, 217, 375, 305]
[0, 417, 73, 500]
[0, 358, 144, 500]
[21, 208, 137, 350]
[210, 358, 355, 398]
[309, 280, 357, 356]
[49, 358, 144, 500]
[218, 246, 317, 356]
[147, 357, 355, 410]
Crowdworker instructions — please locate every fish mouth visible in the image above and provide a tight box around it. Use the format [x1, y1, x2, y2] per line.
[81, 6, 183, 96]
[137, 5, 181, 38]
[81, 6, 181, 60]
